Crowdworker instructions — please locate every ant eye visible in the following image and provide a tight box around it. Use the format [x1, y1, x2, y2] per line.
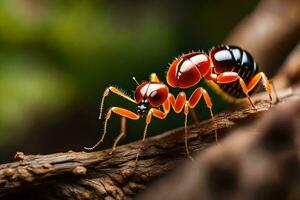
[150, 91, 157, 98]
[148, 88, 168, 107]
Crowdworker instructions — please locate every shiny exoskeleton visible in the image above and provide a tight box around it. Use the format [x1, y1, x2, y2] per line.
[84, 72, 214, 161]
[135, 82, 169, 115]
[84, 74, 170, 163]
[85, 70, 210, 163]
[210, 45, 259, 98]
[167, 45, 272, 106]
[85, 45, 273, 164]
[165, 45, 273, 156]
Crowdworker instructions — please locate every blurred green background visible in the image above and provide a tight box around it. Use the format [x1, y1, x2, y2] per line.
[0, 0, 258, 163]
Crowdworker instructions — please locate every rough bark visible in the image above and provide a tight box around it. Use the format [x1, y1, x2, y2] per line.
[139, 89, 300, 200]
[2, 0, 300, 197]
[0, 85, 299, 200]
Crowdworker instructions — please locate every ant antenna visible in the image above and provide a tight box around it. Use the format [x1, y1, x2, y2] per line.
[132, 77, 140, 85]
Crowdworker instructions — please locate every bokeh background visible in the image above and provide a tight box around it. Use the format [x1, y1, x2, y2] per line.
[0, 0, 260, 163]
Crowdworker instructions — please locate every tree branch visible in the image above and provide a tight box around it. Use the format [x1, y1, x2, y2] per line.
[139, 88, 300, 200]
[0, 85, 299, 199]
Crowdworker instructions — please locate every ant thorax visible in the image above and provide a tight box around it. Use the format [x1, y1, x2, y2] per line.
[167, 52, 211, 89]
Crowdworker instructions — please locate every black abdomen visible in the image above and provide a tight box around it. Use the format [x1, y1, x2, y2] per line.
[210, 45, 259, 98]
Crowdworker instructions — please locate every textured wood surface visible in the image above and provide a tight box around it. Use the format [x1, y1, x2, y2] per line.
[0, 85, 298, 199]
[140, 95, 300, 200]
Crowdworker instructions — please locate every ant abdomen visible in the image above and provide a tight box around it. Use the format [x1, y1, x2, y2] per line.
[210, 45, 259, 98]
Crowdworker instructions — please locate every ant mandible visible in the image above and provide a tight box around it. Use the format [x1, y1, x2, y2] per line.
[84, 73, 211, 161]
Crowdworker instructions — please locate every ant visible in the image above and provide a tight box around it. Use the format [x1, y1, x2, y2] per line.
[84, 73, 213, 161]
[85, 45, 274, 162]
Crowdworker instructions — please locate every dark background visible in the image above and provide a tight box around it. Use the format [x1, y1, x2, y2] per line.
[0, 0, 259, 163]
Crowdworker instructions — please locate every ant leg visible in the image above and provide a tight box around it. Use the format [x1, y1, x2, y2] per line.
[162, 97, 171, 114]
[135, 122, 149, 165]
[169, 92, 187, 113]
[183, 103, 193, 160]
[169, 92, 192, 159]
[85, 107, 139, 151]
[99, 86, 136, 120]
[109, 117, 126, 155]
[188, 88, 217, 141]
[270, 80, 280, 103]
[216, 72, 256, 109]
[150, 73, 161, 82]
[246, 72, 273, 104]
[135, 108, 168, 164]
[170, 89, 217, 159]
[201, 89, 217, 142]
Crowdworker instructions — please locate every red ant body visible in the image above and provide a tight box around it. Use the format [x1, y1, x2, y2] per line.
[85, 45, 273, 162]
[165, 45, 273, 154]
[85, 74, 171, 162]
[85, 73, 212, 161]
[167, 45, 272, 106]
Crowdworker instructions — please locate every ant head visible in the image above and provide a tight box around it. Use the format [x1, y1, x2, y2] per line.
[166, 52, 211, 89]
[134, 81, 169, 116]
